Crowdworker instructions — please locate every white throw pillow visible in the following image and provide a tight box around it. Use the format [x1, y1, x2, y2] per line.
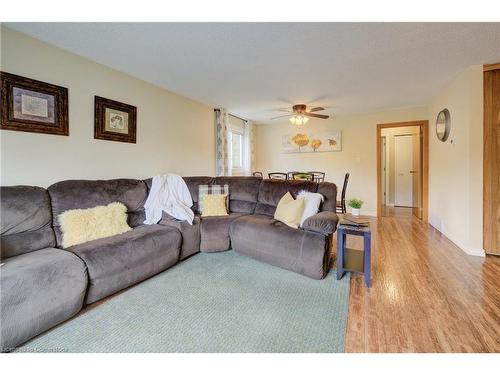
[297, 190, 324, 227]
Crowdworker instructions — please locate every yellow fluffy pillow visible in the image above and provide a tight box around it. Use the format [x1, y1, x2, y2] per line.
[201, 194, 228, 217]
[274, 192, 305, 229]
[59, 202, 132, 248]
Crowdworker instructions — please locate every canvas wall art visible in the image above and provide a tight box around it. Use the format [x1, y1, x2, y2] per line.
[282, 131, 342, 153]
[0, 72, 69, 135]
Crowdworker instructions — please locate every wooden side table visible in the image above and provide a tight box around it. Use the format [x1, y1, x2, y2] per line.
[336, 223, 371, 287]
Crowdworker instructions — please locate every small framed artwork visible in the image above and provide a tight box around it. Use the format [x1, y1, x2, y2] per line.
[94, 96, 137, 143]
[0, 72, 69, 135]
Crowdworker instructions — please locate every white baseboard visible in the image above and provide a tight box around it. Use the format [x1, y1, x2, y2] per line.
[428, 222, 485, 257]
[466, 247, 487, 257]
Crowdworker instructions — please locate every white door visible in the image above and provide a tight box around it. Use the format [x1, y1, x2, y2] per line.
[394, 135, 413, 207]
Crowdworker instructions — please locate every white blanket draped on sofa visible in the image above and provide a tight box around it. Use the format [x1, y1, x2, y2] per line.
[144, 174, 194, 225]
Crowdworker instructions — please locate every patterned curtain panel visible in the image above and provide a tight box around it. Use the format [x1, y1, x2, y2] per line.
[215, 108, 229, 176]
[244, 120, 255, 175]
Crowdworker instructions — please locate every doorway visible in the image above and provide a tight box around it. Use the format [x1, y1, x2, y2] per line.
[377, 121, 429, 220]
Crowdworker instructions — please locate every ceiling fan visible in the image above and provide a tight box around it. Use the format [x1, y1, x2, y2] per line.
[271, 104, 330, 125]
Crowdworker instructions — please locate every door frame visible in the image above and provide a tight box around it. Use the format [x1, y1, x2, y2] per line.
[483, 64, 500, 255]
[381, 136, 387, 205]
[376, 120, 429, 221]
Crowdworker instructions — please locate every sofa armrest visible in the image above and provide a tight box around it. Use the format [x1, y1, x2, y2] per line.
[301, 211, 339, 236]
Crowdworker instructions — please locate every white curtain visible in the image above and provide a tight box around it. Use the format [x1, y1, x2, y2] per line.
[215, 108, 230, 176]
[244, 120, 255, 176]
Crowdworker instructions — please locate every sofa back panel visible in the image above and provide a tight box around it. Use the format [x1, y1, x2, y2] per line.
[48, 179, 148, 246]
[254, 179, 318, 216]
[214, 176, 262, 214]
[181, 176, 215, 214]
[144, 176, 213, 215]
[0, 186, 56, 259]
[317, 182, 338, 212]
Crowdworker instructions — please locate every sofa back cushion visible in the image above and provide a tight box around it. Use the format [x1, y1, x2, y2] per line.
[213, 176, 262, 214]
[48, 179, 147, 247]
[0, 186, 56, 259]
[254, 179, 318, 216]
[179, 176, 215, 214]
[317, 182, 338, 212]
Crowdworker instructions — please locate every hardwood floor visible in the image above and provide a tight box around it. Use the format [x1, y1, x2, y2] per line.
[336, 214, 500, 352]
[380, 205, 413, 218]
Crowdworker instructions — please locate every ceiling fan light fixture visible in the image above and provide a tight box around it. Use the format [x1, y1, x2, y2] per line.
[290, 115, 308, 126]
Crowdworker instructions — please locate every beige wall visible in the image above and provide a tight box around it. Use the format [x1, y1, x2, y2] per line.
[0, 27, 215, 187]
[381, 126, 420, 205]
[255, 106, 428, 216]
[1, 26, 485, 256]
[428, 65, 484, 256]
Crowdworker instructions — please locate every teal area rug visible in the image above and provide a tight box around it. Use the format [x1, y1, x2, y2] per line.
[19, 251, 350, 353]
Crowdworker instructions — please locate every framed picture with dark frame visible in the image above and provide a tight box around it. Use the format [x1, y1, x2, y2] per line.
[94, 96, 137, 143]
[0, 71, 69, 135]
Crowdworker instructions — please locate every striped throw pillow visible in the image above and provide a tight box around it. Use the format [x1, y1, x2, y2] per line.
[198, 184, 229, 214]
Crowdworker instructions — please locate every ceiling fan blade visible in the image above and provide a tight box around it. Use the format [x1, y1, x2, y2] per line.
[270, 114, 294, 120]
[308, 106, 325, 112]
[276, 107, 294, 113]
[305, 113, 330, 119]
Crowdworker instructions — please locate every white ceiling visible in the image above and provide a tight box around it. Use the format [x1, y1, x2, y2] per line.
[6, 23, 500, 122]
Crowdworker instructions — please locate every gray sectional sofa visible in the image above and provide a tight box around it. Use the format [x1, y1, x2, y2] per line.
[0, 176, 338, 351]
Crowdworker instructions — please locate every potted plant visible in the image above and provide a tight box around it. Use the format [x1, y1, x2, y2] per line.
[348, 198, 364, 216]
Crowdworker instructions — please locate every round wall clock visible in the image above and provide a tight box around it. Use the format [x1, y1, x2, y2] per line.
[436, 108, 451, 142]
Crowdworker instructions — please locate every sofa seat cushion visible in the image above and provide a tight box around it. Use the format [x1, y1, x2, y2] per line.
[200, 212, 247, 252]
[67, 224, 181, 304]
[229, 215, 330, 279]
[159, 215, 201, 260]
[0, 248, 87, 351]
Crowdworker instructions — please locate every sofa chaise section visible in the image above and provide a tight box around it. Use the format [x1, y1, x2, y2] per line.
[230, 179, 339, 279]
[230, 214, 330, 279]
[0, 186, 87, 352]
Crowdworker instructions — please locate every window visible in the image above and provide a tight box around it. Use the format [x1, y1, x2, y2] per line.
[228, 114, 247, 175]
[230, 131, 243, 169]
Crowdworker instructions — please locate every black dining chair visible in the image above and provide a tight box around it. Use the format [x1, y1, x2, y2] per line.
[287, 171, 300, 180]
[308, 171, 326, 183]
[268, 172, 288, 180]
[336, 173, 350, 214]
[252, 172, 263, 178]
[291, 172, 315, 181]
